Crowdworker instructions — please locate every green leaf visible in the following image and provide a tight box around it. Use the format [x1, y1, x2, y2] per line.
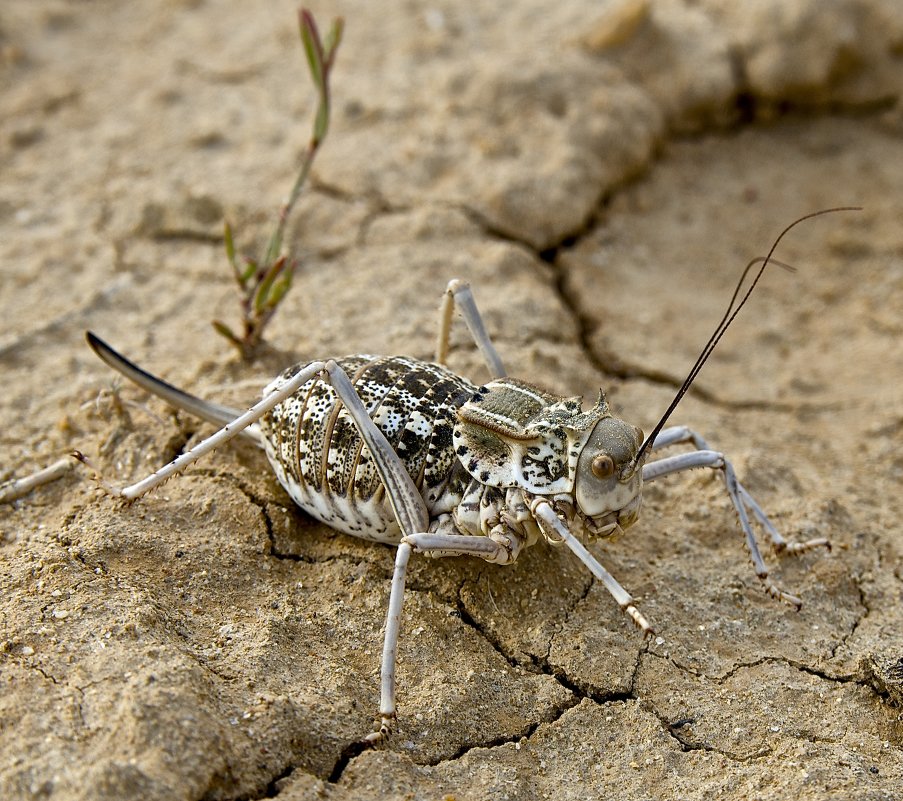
[240, 256, 257, 284]
[263, 224, 284, 269]
[323, 18, 344, 64]
[299, 10, 324, 90]
[212, 320, 239, 345]
[313, 98, 330, 144]
[268, 261, 296, 307]
[224, 221, 237, 266]
[253, 255, 287, 313]
[225, 221, 248, 287]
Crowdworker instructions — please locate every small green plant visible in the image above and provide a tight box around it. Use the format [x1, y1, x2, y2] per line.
[213, 8, 343, 359]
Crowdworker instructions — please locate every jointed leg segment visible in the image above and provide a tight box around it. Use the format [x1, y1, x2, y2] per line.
[402, 532, 515, 563]
[84, 357, 433, 744]
[530, 498, 653, 635]
[436, 279, 506, 378]
[644, 426, 830, 606]
[92, 361, 329, 501]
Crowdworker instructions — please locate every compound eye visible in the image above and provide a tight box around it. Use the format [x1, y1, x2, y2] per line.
[591, 453, 615, 479]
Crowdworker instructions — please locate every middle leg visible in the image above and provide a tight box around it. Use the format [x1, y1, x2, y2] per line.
[435, 279, 506, 378]
[648, 426, 830, 554]
[642, 440, 828, 607]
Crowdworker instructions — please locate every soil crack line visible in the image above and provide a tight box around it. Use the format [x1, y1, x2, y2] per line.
[661, 650, 859, 686]
[195, 470, 348, 566]
[654, 703, 774, 762]
[548, 259, 841, 412]
[453, 581, 535, 674]
[829, 568, 870, 660]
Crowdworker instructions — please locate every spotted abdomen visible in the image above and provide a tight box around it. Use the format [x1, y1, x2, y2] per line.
[259, 355, 477, 542]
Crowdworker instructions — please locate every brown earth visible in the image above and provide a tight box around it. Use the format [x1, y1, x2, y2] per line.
[1, 1, 902, 799]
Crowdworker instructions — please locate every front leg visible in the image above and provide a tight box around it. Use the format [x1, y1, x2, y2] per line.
[402, 530, 518, 562]
[644, 426, 831, 607]
[529, 498, 653, 635]
[405, 487, 532, 565]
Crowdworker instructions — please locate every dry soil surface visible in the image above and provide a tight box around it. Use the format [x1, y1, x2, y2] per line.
[1, 1, 902, 800]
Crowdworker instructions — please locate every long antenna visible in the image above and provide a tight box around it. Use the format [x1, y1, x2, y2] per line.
[631, 206, 861, 468]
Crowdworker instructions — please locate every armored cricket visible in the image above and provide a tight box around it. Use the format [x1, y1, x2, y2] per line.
[83, 210, 850, 743]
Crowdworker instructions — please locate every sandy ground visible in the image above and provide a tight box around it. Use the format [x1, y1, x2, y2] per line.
[1, 1, 902, 799]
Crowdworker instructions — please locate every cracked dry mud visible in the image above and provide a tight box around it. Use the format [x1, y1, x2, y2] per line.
[1, 1, 902, 799]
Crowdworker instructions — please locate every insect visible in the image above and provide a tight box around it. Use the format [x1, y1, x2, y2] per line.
[82, 210, 851, 745]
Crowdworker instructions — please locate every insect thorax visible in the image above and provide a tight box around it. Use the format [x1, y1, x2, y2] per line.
[452, 377, 610, 495]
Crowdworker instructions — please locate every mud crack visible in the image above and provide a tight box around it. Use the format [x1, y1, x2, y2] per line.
[450, 572, 636, 710]
[549, 256, 842, 413]
[450, 195, 833, 413]
[654, 705, 774, 762]
[196, 469, 349, 566]
[637, 649, 892, 761]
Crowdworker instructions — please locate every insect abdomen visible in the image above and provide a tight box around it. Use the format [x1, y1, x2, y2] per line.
[260, 355, 477, 542]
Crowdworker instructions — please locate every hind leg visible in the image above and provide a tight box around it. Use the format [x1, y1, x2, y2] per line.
[82, 357, 434, 743]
